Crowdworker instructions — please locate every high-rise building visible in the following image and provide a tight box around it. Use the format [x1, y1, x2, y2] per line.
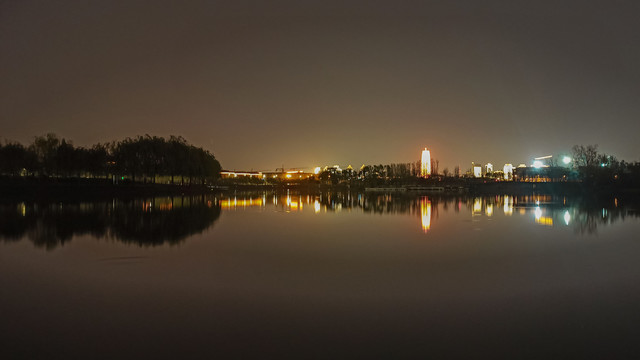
[485, 163, 493, 174]
[472, 162, 482, 178]
[421, 148, 431, 177]
[503, 164, 514, 180]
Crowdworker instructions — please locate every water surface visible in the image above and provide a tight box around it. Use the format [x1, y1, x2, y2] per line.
[1, 192, 639, 358]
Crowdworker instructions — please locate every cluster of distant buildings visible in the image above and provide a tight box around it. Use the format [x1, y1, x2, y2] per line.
[220, 169, 315, 181]
[221, 148, 575, 183]
[421, 148, 573, 181]
[466, 154, 575, 182]
[220, 164, 360, 181]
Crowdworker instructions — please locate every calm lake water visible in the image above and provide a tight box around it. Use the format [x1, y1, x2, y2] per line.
[2, 192, 640, 358]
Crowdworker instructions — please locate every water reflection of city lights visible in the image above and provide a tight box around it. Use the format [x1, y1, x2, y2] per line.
[564, 210, 571, 225]
[534, 206, 553, 226]
[534, 206, 542, 220]
[420, 198, 431, 233]
[220, 198, 263, 209]
[159, 202, 173, 211]
[537, 217, 553, 226]
[485, 204, 493, 217]
[503, 196, 513, 216]
[473, 198, 482, 214]
[314, 200, 321, 213]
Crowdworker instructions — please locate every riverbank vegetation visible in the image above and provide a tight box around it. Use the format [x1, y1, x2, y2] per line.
[0, 133, 221, 185]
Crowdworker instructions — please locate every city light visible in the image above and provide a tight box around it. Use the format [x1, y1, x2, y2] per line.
[421, 148, 431, 177]
[473, 165, 482, 178]
[314, 167, 321, 174]
[564, 210, 571, 225]
[532, 155, 551, 169]
[534, 206, 542, 220]
[503, 164, 513, 180]
[562, 156, 571, 164]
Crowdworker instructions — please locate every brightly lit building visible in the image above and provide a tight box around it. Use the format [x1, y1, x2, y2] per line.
[421, 148, 431, 177]
[485, 163, 493, 174]
[472, 163, 482, 178]
[503, 164, 514, 180]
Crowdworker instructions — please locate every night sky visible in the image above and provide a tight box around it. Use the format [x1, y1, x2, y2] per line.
[1, 0, 639, 171]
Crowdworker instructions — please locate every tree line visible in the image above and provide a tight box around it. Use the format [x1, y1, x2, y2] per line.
[0, 134, 221, 184]
[571, 144, 640, 187]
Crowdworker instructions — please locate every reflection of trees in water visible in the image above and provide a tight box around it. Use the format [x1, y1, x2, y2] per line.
[0, 196, 221, 250]
[566, 197, 636, 235]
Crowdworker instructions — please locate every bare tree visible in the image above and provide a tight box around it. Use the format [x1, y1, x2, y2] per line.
[572, 145, 599, 167]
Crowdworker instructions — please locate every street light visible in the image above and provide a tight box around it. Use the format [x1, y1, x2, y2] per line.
[562, 156, 571, 165]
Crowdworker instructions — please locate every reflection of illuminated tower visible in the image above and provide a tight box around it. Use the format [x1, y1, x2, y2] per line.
[420, 197, 432, 232]
[421, 148, 431, 177]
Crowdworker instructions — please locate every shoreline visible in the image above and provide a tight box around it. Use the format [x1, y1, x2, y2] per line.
[2, 177, 639, 201]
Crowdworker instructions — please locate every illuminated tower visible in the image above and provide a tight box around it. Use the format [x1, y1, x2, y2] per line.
[421, 148, 431, 177]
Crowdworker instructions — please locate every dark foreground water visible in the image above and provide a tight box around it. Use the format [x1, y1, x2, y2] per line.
[1, 192, 640, 358]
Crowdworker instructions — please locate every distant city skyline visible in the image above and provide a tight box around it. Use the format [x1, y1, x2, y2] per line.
[2, 1, 639, 171]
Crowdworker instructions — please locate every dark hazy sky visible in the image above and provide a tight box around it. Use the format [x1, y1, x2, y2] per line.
[1, 0, 639, 171]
